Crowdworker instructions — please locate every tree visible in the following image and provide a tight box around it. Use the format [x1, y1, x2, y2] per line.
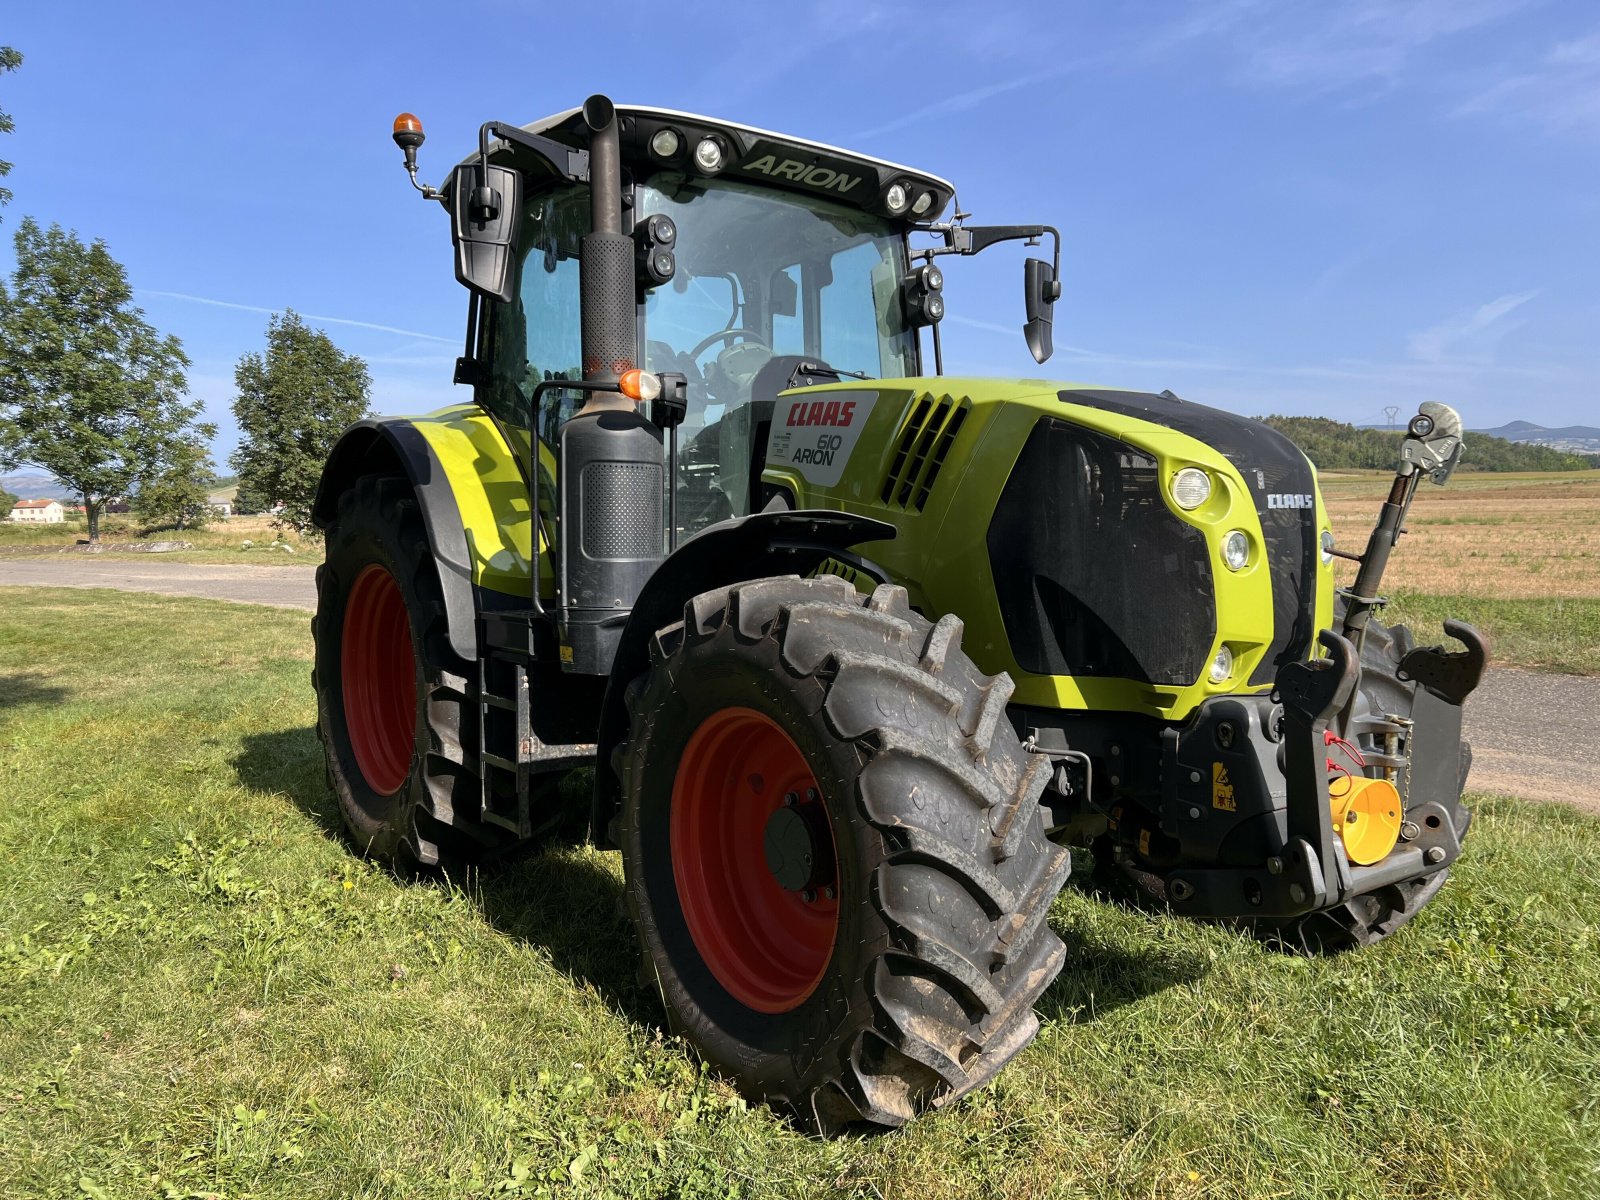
[0, 219, 204, 543]
[0, 46, 20, 217]
[134, 424, 219, 531]
[0, 485, 15, 520]
[230, 310, 371, 534]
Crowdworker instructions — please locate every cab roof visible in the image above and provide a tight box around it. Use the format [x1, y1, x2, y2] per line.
[508, 103, 955, 222]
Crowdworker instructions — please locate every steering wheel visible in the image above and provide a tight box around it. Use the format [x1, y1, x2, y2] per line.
[688, 327, 772, 360]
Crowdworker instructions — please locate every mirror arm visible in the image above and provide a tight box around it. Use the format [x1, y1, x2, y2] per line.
[477, 122, 591, 187]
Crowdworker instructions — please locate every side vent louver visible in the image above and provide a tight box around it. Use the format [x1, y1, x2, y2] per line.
[879, 395, 969, 511]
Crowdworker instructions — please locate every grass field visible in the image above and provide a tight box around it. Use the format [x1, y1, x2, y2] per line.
[2, 588, 1596, 1199]
[1318, 470, 1600, 674]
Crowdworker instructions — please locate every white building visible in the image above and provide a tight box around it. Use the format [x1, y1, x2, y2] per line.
[9, 499, 65, 523]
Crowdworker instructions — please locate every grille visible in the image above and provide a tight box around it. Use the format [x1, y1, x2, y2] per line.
[988, 419, 1216, 685]
[581, 461, 662, 559]
[1060, 389, 1318, 685]
[880, 395, 968, 511]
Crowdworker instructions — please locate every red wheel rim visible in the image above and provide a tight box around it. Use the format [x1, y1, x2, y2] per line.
[340, 564, 416, 796]
[670, 707, 839, 1014]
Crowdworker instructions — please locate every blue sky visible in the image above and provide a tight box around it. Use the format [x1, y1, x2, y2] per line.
[3, 0, 1597, 464]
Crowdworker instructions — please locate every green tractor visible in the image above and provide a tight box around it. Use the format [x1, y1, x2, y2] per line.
[312, 95, 1487, 1130]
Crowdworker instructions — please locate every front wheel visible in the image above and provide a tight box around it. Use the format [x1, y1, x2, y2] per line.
[618, 576, 1072, 1131]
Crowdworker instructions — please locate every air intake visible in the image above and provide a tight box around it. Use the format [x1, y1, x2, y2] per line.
[880, 395, 969, 511]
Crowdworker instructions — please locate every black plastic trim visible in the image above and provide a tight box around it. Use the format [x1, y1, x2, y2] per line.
[313, 419, 479, 662]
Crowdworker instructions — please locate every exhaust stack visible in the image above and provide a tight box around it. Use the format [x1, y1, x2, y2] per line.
[557, 95, 665, 675]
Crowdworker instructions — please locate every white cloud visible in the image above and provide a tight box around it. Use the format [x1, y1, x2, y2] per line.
[140, 290, 456, 344]
[1406, 290, 1539, 363]
[1452, 28, 1600, 136]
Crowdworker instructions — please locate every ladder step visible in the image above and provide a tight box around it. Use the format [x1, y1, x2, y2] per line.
[481, 694, 518, 712]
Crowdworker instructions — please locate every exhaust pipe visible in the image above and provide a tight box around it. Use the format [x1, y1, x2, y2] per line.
[558, 95, 666, 675]
[578, 94, 634, 386]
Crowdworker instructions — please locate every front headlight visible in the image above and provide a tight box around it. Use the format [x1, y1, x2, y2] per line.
[1171, 467, 1211, 510]
[1320, 530, 1335, 565]
[1223, 529, 1250, 571]
[1208, 644, 1234, 683]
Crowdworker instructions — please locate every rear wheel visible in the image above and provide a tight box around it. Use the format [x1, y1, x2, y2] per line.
[618, 576, 1072, 1131]
[313, 475, 503, 869]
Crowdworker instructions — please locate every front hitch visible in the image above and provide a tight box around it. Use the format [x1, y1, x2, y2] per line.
[1162, 623, 1479, 921]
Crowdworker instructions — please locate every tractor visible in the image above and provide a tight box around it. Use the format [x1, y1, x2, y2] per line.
[311, 95, 1487, 1131]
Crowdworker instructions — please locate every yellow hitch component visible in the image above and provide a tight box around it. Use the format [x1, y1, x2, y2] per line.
[1330, 776, 1403, 866]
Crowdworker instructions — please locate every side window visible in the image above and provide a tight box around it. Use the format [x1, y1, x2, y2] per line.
[485, 186, 587, 441]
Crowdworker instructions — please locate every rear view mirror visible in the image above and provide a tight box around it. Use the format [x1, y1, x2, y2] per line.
[449, 162, 522, 303]
[770, 268, 799, 318]
[1023, 257, 1060, 364]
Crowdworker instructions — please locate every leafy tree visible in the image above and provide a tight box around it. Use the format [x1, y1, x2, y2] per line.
[0, 485, 15, 520]
[0, 218, 203, 543]
[134, 424, 219, 531]
[0, 46, 20, 217]
[230, 310, 371, 534]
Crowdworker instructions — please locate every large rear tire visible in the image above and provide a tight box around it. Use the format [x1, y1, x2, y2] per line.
[312, 475, 503, 869]
[618, 576, 1071, 1131]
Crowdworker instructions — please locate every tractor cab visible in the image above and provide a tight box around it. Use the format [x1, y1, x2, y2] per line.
[438, 103, 1056, 542]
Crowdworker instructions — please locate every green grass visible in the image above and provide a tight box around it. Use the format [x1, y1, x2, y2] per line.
[0, 519, 323, 568]
[1384, 592, 1600, 674]
[2, 589, 1597, 1199]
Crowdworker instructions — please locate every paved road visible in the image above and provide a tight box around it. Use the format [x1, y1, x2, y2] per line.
[0, 557, 316, 610]
[2, 558, 1595, 810]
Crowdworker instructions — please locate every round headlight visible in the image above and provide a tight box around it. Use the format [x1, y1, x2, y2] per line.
[649, 128, 681, 160]
[923, 263, 944, 291]
[693, 136, 725, 174]
[912, 190, 935, 216]
[924, 293, 945, 322]
[1208, 644, 1234, 684]
[1171, 467, 1211, 510]
[885, 182, 909, 214]
[1320, 529, 1335, 565]
[1223, 529, 1250, 571]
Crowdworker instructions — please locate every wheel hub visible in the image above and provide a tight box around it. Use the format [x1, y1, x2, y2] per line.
[763, 802, 833, 894]
[670, 707, 839, 1013]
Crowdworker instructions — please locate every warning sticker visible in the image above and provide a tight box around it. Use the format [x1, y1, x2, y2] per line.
[1211, 762, 1236, 811]
[765, 389, 876, 488]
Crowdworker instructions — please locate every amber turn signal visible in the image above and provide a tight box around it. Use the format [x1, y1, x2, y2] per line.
[618, 369, 661, 403]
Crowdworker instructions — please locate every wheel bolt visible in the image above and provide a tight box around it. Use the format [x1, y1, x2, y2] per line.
[801, 889, 816, 903]
[822, 886, 835, 900]
[783, 792, 799, 807]
[805, 788, 820, 804]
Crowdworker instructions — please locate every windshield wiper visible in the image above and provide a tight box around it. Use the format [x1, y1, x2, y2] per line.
[788, 361, 872, 387]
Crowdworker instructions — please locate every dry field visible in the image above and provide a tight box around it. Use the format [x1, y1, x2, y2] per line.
[1322, 470, 1600, 600]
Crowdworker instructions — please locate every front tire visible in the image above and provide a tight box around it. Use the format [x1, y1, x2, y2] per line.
[618, 576, 1072, 1131]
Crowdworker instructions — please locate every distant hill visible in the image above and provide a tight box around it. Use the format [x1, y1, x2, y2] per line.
[1472, 421, 1600, 455]
[1263, 416, 1600, 473]
[0, 473, 65, 501]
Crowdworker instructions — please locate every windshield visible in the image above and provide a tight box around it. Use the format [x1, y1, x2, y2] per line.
[638, 177, 916, 530]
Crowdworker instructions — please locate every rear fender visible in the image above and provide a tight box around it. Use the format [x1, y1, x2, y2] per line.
[312, 418, 479, 661]
[590, 510, 896, 845]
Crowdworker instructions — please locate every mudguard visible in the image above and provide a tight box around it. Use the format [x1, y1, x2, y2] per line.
[312, 418, 480, 662]
[590, 509, 896, 845]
